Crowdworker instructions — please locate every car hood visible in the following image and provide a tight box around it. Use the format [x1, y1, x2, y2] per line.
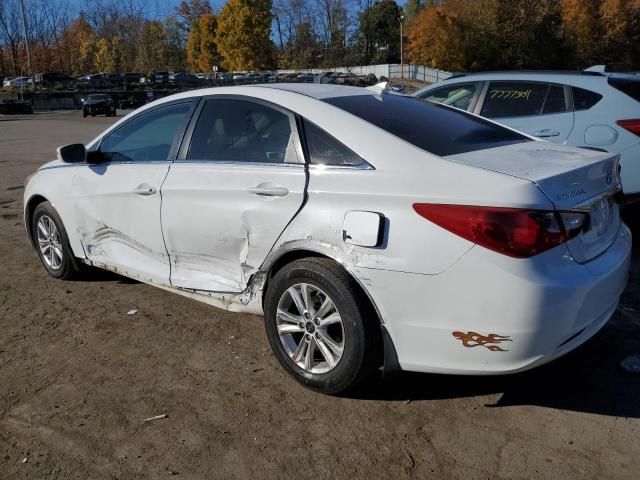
[84, 99, 109, 105]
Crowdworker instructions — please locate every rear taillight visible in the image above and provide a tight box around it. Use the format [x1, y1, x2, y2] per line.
[413, 204, 587, 258]
[616, 119, 640, 136]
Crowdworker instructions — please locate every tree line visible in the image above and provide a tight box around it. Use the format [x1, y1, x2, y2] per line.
[408, 0, 640, 72]
[0, 0, 638, 79]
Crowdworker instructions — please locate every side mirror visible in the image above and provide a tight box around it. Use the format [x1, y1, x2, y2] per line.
[57, 143, 86, 163]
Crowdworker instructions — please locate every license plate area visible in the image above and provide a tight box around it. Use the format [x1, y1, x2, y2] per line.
[566, 195, 619, 263]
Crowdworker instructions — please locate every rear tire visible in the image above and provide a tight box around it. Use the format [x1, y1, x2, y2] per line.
[32, 202, 84, 280]
[264, 258, 382, 395]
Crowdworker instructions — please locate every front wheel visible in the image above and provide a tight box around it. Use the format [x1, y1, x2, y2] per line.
[264, 258, 382, 395]
[32, 202, 83, 280]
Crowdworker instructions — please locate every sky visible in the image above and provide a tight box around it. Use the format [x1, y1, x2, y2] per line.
[69, 0, 408, 19]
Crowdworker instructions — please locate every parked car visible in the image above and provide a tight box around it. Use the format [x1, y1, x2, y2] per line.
[33, 72, 74, 86]
[81, 94, 116, 117]
[122, 72, 144, 86]
[169, 72, 200, 86]
[413, 68, 640, 203]
[3, 76, 31, 87]
[153, 71, 170, 85]
[78, 74, 111, 87]
[25, 84, 630, 394]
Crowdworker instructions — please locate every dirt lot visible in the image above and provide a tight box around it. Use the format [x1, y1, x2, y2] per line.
[1, 111, 639, 480]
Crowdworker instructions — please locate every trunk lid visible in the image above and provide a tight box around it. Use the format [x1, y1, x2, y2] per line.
[447, 141, 622, 263]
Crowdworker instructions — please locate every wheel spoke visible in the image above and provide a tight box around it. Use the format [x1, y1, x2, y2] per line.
[41, 244, 51, 254]
[318, 312, 341, 328]
[37, 221, 48, 238]
[318, 330, 343, 357]
[304, 338, 314, 370]
[287, 286, 306, 315]
[314, 296, 334, 321]
[277, 323, 304, 335]
[49, 248, 55, 267]
[301, 283, 314, 316]
[277, 308, 302, 324]
[315, 337, 336, 368]
[53, 245, 63, 262]
[292, 338, 307, 363]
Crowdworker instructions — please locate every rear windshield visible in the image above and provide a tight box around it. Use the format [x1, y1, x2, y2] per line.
[323, 94, 530, 157]
[608, 75, 640, 102]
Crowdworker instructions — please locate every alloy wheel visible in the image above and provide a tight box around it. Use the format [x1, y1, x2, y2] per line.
[276, 283, 345, 374]
[36, 215, 63, 270]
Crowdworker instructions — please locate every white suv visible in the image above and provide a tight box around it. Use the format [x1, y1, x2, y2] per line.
[414, 70, 640, 202]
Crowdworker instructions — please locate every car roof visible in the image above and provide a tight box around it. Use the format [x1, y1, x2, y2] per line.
[250, 83, 372, 99]
[446, 70, 607, 80]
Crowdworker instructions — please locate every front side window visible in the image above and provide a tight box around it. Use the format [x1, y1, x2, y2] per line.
[187, 99, 295, 163]
[481, 82, 550, 118]
[99, 102, 192, 162]
[418, 83, 479, 112]
[303, 119, 366, 167]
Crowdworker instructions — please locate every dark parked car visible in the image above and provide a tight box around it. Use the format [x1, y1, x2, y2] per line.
[82, 94, 116, 117]
[154, 71, 170, 84]
[33, 72, 74, 86]
[169, 72, 200, 86]
[122, 72, 143, 86]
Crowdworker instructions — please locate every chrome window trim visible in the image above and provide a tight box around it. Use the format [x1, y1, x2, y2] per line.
[171, 159, 305, 169]
[308, 163, 374, 171]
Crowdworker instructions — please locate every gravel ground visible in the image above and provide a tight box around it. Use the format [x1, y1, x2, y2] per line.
[1, 111, 639, 480]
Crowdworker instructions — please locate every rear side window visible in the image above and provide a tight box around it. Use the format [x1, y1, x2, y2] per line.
[481, 82, 549, 118]
[542, 86, 567, 115]
[323, 94, 529, 157]
[303, 119, 367, 167]
[187, 99, 294, 163]
[607, 75, 640, 102]
[572, 87, 603, 111]
[417, 83, 479, 112]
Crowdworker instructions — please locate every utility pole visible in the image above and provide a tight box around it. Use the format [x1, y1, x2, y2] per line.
[399, 13, 404, 79]
[18, 0, 32, 75]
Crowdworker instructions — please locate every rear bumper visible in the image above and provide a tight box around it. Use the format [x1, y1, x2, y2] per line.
[354, 223, 632, 375]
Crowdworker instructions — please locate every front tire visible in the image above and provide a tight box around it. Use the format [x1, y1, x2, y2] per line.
[264, 258, 382, 395]
[32, 202, 83, 280]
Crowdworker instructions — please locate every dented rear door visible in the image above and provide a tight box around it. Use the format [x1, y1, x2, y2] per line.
[161, 97, 307, 293]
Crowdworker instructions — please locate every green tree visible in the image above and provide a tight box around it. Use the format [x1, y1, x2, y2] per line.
[359, 0, 402, 64]
[215, 0, 275, 71]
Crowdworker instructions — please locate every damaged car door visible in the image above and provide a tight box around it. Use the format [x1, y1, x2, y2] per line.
[161, 97, 306, 292]
[73, 101, 195, 283]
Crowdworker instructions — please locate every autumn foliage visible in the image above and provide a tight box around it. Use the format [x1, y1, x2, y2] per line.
[407, 0, 640, 71]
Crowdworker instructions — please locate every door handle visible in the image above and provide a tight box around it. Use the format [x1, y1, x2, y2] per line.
[247, 183, 289, 197]
[132, 183, 156, 196]
[532, 129, 561, 138]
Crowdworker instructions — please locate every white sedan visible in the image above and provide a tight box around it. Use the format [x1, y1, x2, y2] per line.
[24, 84, 631, 394]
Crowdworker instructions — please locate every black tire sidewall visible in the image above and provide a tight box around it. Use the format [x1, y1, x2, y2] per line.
[264, 260, 373, 394]
[32, 202, 78, 279]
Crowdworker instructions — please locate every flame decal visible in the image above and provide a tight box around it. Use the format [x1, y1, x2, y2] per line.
[452, 331, 512, 352]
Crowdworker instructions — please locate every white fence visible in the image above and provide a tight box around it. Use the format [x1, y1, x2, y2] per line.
[276, 63, 452, 84]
